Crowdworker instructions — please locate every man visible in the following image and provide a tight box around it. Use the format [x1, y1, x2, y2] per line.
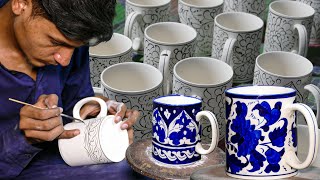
[0, 0, 140, 179]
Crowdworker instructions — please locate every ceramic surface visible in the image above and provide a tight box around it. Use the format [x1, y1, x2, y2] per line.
[152, 95, 219, 165]
[225, 86, 319, 179]
[223, 0, 266, 19]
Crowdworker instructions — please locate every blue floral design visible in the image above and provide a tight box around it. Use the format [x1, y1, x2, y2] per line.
[265, 148, 285, 173]
[291, 123, 297, 147]
[268, 118, 288, 147]
[253, 101, 282, 132]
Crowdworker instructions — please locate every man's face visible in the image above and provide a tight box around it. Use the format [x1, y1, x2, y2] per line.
[13, 4, 83, 67]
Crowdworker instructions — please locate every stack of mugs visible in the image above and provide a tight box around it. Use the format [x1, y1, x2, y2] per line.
[87, 0, 320, 178]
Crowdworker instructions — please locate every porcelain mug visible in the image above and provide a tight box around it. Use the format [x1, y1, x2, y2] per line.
[225, 86, 319, 179]
[89, 33, 132, 87]
[211, 12, 264, 83]
[296, 0, 320, 45]
[264, 1, 315, 57]
[223, 0, 266, 19]
[58, 97, 129, 166]
[124, 0, 170, 52]
[144, 22, 197, 93]
[100, 62, 168, 141]
[172, 57, 233, 142]
[152, 94, 219, 165]
[178, 0, 223, 56]
[253, 51, 320, 123]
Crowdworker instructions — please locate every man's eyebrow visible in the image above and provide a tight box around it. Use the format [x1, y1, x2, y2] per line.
[49, 36, 79, 48]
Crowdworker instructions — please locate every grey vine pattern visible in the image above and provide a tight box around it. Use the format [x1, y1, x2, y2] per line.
[253, 70, 312, 103]
[212, 25, 263, 83]
[264, 11, 313, 53]
[223, 0, 265, 17]
[172, 77, 233, 142]
[144, 38, 196, 86]
[125, 5, 170, 43]
[84, 117, 111, 163]
[89, 52, 132, 87]
[297, 0, 320, 44]
[103, 86, 163, 141]
[178, 2, 222, 56]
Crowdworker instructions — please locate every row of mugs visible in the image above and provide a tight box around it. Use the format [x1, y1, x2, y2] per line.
[92, 50, 320, 143]
[90, 1, 318, 90]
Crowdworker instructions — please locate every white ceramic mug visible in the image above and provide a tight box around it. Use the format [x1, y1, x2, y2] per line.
[58, 97, 129, 166]
[264, 1, 315, 57]
[296, 0, 320, 45]
[172, 57, 233, 142]
[100, 62, 167, 141]
[223, 0, 266, 19]
[89, 33, 132, 87]
[211, 12, 264, 83]
[178, 0, 223, 56]
[144, 22, 197, 93]
[253, 51, 320, 124]
[124, 0, 171, 52]
[225, 86, 319, 179]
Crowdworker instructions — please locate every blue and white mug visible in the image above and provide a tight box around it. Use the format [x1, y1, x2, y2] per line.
[152, 95, 219, 165]
[225, 86, 319, 179]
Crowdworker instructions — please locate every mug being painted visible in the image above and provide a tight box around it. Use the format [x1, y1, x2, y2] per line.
[225, 86, 319, 179]
[58, 97, 129, 166]
[152, 95, 219, 165]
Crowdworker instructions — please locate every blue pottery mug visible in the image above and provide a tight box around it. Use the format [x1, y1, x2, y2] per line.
[225, 86, 319, 179]
[152, 95, 219, 165]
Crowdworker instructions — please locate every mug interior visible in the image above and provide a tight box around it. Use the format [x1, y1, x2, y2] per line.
[127, 0, 170, 7]
[226, 86, 296, 98]
[174, 57, 233, 86]
[256, 52, 313, 78]
[180, 0, 223, 8]
[101, 62, 162, 93]
[89, 33, 132, 57]
[145, 22, 197, 45]
[154, 95, 201, 106]
[270, 1, 315, 18]
[215, 12, 264, 32]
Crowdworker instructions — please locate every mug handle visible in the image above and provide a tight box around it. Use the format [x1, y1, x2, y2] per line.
[221, 38, 237, 66]
[72, 97, 108, 121]
[124, 12, 143, 51]
[283, 103, 319, 169]
[195, 111, 219, 155]
[292, 24, 308, 57]
[304, 84, 320, 126]
[158, 50, 171, 95]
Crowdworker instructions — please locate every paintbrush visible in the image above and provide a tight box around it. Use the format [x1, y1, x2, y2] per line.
[9, 98, 85, 123]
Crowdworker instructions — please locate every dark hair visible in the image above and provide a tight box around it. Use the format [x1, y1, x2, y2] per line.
[32, 0, 116, 46]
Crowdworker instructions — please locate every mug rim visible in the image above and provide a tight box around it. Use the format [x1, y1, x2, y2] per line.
[126, 0, 171, 8]
[153, 94, 202, 106]
[256, 51, 313, 79]
[100, 62, 163, 94]
[178, 0, 223, 9]
[269, 1, 315, 19]
[145, 22, 197, 46]
[214, 12, 264, 33]
[225, 85, 296, 99]
[173, 57, 233, 87]
[89, 33, 132, 58]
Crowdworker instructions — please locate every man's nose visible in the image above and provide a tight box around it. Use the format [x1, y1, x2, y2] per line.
[53, 47, 74, 66]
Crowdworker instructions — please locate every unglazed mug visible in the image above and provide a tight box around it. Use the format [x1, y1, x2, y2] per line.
[264, 1, 315, 57]
[253, 51, 320, 123]
[225, 86, 319, 179]
[89, 33, 132, 87]
[296, 0, 320, 45]
[223, 0, 266, 19]
[124, 0, 170, 52]
[58, 97, 129, 166]
[172, 57, 233, 142]
[144, 22, 197, 92]
[211, 12, 264, 83]
[152, 95, 219, 165]
[100, 62, 168, 141]
[178, 0, 223, 56]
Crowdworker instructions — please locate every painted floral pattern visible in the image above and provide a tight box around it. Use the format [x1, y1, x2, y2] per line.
[225, 98, 297, 176]
[223, 0, 266, 18]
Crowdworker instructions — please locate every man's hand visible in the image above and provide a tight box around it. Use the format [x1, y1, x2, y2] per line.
[19, 94, 79, 144]
[79, 96, 140, 144]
